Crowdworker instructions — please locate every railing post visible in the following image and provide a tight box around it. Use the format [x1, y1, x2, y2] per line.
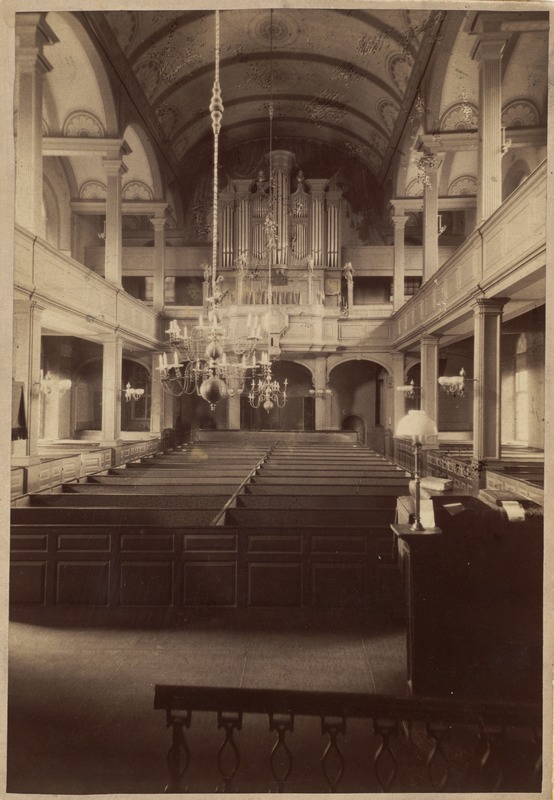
[217, 710, 243, 792]
[165, 711, 191, 793]
[269, 712, 294, 792]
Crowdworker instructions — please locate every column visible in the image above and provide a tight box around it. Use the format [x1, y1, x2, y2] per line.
[422, 159, 440, 282]
[150, 354, 163, 436]
[15, 14, 56, 234]
[101, 335, 123, 445]
[102, 157, 127, 286]
[391, 213, 408, 311]
[326, 190, 342, 269]
[12, 298, 45, 465]
[227, 394, 241, 430]
[270, 150, 294, 269]
[472, 36, 509, 223]
[234, 179, 253, 266]
[420, 335, 440, 427]
[150, 215, 166, 312]
[391, 352, 406, 432]
[472, 298, 508, 460]
[306, 179, 327, 266]
[313, 357, 329, 431]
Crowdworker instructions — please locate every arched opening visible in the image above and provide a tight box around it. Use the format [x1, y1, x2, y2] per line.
[329, 359, 388, 452]
[341, 414, 366, 443]
[240, 360, 314, 431]
[121, 359, 151, 433]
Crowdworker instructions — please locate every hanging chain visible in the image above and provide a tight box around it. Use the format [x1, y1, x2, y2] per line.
[209, 10, 223, 299]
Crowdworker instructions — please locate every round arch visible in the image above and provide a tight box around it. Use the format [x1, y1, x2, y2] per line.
[45, 12, 118, 135]
[122, 121, 165, 200]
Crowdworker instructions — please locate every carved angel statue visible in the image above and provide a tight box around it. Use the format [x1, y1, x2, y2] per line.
[307, 253, 315, 274]
[234, 252, 247, 273]
[207, 275, 228, 306]
[201, 262, 211, 283]
[342, 261, 355, 284]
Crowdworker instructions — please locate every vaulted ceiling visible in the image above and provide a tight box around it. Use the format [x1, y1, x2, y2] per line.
[100, 9, 444, 189]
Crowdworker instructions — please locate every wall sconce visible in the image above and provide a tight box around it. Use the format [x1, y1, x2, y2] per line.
[97, 219, 106, 240]
[501, 126, 512, 156]
[396, 379, 420, 400]
[40, 370, 53, 395]
[438, 367, 476, 397]
[123, 382, 145, 402]
[396, 409, 438, 531]
[58, 378, 72, 397]
[437, 214, 446, 236]
[309, 386, 332, 400]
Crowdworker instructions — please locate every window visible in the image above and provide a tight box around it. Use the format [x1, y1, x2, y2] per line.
[404, 277, 422, 296]
[164, 277, 204, 305]
[122, 276, 154, 302]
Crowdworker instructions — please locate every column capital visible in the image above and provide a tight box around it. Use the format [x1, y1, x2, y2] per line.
[472, 296, 509, 315]
[16, 12, 58, 50]
[102, 158, 128, 177]
[233, 179, 254, 196]
[471, 35, 510, 62]
[420, 334, 441, 346]
[150, 216, 167, 232]
[391, 213, 408, 229]
[306, 178, 328, 196]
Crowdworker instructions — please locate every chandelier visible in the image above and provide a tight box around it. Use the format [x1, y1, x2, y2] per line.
[157, 11, 262, 410]
[438, 367, 467, 397]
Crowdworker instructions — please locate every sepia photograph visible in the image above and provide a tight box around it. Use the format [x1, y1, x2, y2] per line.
[1, 0, 552, 796]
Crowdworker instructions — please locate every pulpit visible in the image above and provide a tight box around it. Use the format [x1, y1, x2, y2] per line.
[392, 495, 543, 702]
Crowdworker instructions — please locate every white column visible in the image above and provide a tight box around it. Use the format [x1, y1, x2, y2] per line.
[15, 14, 56, 234]
[473, 298, 508, 460]
[150, 354, 163, 435]
[472, 36, 509, 223]
[150, 215, 166, 312]
[420, 335, 440, 427]
[227, 394, 241, 430]
[422, 159, 440, 282]
[391, 213, 408, 310]
[391, 352, 406, 432]
[101, 335, 123, 445]
[313, 357, 329, 431]
[306, 179, 327, 266]
[12, 298, 45, 465]
[102, 157, 127, 286]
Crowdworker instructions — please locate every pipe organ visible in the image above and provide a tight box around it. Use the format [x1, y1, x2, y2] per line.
[218, 150, 342, 272]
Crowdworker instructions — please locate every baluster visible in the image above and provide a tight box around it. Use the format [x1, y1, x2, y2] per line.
[269, 712, 294, 792]
[165, 710, 191, 792]
[478, 720, 505, 791]
[321, 715, 346, 792]
[216, 710, 242, 792]
[425, 720, 451, 790]
[373, 717, 399, 791]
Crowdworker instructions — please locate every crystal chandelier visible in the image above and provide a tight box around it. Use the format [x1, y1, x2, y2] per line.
[157, 11, 261, 410]
[246, 11, 288, 413]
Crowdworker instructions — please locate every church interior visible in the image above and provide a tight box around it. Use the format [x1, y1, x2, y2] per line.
[6, 5, 550, 795]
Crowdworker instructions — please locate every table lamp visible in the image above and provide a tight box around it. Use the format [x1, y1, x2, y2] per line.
[395, 410, 438, 531]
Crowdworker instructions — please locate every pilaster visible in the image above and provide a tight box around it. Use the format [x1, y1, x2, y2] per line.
[422, 159, 440, 282]
[150, 215, 167, 312]
[101, 335, 123, 445]
[391, 212, 408, 311]
[420, 335, 440, 426]
[472, 35, 509, 223]
[472, 297, 508, 460]
[102, 157, 127, 286]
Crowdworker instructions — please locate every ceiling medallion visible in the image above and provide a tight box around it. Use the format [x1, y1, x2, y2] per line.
[248, 11, 299, 49]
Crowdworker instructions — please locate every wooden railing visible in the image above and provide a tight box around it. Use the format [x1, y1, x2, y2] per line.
[154, 685, 542, 793]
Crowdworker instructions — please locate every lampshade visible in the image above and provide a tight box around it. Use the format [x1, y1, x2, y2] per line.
[395, 409, 438, 441]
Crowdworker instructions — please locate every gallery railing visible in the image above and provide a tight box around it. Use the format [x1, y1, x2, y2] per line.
[154, 685, 542, 793]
